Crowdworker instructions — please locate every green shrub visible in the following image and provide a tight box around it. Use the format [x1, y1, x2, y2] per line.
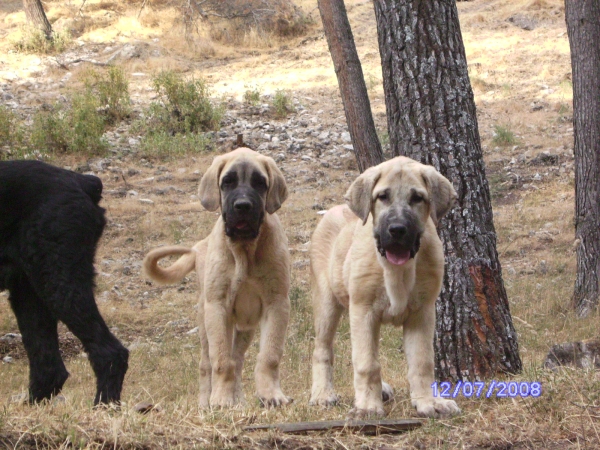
[0, 106, 27, 160]
[149, 71, 224, 134]
[31, 105, 70, 153]
[14, 28, 71, 54]
[492, 124, 517, 147]
[139, 131, 212, 159]
[243, 85, 262, 106]
[31, 94, 107, 155]
[84, 66, 131, 123]
[272, 89, 295, 118]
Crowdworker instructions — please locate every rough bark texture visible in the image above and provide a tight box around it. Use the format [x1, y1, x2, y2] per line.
[318, 0, 384, 173]
[374, 0, 521, 381]
[23, 0, 53, 38]
[565, 0, 600, 317]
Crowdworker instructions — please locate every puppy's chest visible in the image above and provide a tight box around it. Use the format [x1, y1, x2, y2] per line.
[379, 268, 417, 325]
[232, 280, 263, 331]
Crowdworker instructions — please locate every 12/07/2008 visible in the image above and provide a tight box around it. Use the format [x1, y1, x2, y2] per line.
[432, 381, 542, 399]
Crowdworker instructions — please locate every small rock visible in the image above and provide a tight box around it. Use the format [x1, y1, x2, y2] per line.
[134, 401, 162, 414]
[10, 393, 28, 404]
[3, 356, 13, 364]
[186, 327, 199, 335]
[139, 198, 154, 205]
[0, 333, 22, 343]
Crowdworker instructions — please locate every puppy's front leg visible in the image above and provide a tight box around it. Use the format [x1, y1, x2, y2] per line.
[255, 297, 292, 407]
[198, 299, 212, 408]
[403, 303, 461, 418]
[348, 301, 384, 418]
[204, 300, 236, 407]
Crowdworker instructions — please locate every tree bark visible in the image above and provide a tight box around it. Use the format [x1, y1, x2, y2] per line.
[318, 0, 384, 173]
[373, 0, 522, 381]
[23, 0, 53, 39]
[565, 0, 600, 317]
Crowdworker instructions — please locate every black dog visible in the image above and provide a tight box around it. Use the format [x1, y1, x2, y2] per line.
[0, 160, 128, 405]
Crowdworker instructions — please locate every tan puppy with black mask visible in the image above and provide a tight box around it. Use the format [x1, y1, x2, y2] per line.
[144, 148, 292, 408]
[309, 156, 461, 418]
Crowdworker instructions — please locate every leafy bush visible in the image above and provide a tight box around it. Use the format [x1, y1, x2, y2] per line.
[243, 85, 262, 106]
[272, 89, 295, 118]
[14, 28, 71, 54]
[0, 106, 27, 160]
[148, 71, 224, 134]
[492, 124, 517, 147]
[83, 66, 131, 123]
[31, 94, 107, 155]
[139, 131, 212, 159]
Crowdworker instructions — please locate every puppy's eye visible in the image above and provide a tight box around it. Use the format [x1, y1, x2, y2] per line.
[411, 193, 425, 204]
[251, 173, 267, 191]
[376, 191, 389, 202]
[252, 177, 267, 189]
[221, 176, 236, 188]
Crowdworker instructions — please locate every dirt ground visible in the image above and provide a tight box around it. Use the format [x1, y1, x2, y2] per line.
[1, 0, 600, 448]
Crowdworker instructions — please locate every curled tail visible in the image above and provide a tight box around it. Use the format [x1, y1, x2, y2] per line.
[143, 245, 196, 285]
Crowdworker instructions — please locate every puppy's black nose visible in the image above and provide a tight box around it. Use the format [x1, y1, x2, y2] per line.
[234, 199, 252, 212]
[388, 224, 407, 238]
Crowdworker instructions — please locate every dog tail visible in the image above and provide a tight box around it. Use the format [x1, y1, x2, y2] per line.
[143, 246, 196, 285]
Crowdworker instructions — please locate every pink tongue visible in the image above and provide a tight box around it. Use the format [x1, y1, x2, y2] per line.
[386, 249, 411, 266]
[235, 221, 249, 229]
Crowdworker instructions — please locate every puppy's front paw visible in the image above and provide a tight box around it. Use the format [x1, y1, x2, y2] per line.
[347, 406, 385, 419]
[209, 392, 236, 409]
[309, 390, 339, 407]
[413, 397, 461, 418]
[258, 389, 293, 408]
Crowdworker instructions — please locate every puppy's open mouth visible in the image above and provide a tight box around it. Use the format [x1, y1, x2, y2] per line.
[225, 217, 260, 239]
[377, 236, 421, 266]
[385, 247, 412, 266]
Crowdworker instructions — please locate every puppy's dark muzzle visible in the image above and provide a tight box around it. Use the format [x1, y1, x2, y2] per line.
[376, 212, 423, 265]
[223, 191, 264, 240]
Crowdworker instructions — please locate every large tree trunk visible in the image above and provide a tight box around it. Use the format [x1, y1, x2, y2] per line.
[317, 0, 384, 173]
[374, 0, 522, 381]
[565, 0, 600, 317]
[23, 0, 53, 39]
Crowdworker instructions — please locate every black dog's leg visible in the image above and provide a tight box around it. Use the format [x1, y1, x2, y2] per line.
[26, 197, 128, 406]
[51, 294, 129, 406]
[8, 275, 69, 403]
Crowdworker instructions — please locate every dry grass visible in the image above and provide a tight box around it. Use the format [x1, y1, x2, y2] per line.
[1, 0, 598, 448]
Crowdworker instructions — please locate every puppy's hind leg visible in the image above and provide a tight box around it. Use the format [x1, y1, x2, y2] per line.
[309, 285, 344, 407]
[232, 328, 254, 404]
[7, 274, 69, 403]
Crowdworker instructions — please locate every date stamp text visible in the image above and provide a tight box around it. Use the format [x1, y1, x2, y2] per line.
[431, 381, 542, 398]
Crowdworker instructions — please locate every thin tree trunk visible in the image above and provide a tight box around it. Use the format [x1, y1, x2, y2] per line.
[23, 0, 53, 39]
[317, 0, 384, 173]
[565, 0, 600, 317]
[374, 0, 521, 381]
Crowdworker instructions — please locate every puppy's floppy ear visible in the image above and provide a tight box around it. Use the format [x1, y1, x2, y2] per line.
[263, 156, 288, 214]
[198, 154, 227, 211]
[421, 166, 457, 224]
[344, 166, 381, 225]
